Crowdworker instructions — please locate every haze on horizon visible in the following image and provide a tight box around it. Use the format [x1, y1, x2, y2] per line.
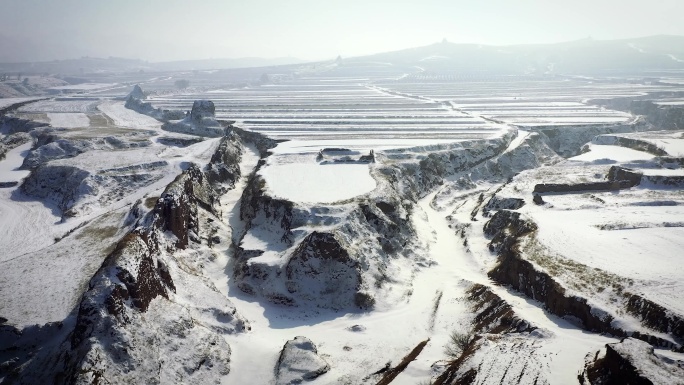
[1, 0, 683, 63]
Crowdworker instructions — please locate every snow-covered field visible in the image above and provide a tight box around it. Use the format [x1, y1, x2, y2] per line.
[0, 97, 42, 109]
[17, 98, 100, 113]
[46, 112, 90, 128]
[260, 162, 377, 203]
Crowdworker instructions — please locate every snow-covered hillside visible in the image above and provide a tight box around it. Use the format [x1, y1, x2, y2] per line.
[2, 62, 684, 385]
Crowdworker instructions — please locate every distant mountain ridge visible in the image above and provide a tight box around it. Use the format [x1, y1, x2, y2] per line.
[1, 35, 682, 76]
[0, 56, 306, 75]
[340, 35, 684, 75]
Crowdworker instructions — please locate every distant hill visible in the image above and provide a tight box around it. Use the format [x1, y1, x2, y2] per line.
[1, 35, 682, 77]
[0, 56, 306, 76]
[339, 35, 684, 76]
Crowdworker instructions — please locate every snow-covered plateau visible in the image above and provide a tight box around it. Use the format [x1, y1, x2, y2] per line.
[2, 58, 684, 385]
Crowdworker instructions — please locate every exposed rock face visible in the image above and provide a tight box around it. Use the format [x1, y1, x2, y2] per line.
[190, 100, 216, 122]
[482, 195, 525, 215]
[486, 210, 625, 335]
[128, 84, 146, 100]
[56, 162, 248, 384]
[21, 161, 167, 217]
[4, 134, 250, 384]
[581, 338, 684, 385]
[468, 284, 536, 334]
[626, 294, 684, 342]
[275, 336, 330, 385]
[0, 116, 49, 134]
[22, 130, 152, 169]
[234, 165, 418, 309]
[484, 209, 680, 350]
[159, 99, 225, 138]
[594, 97, 684, 131]
[592, 134, 669, 156]
[21, 165, 93, 214]
[154, 164, 217, 248]
[206, 132, 243, 193]
[231, 126, 280, 157]
[0, 131, 31, 160]
[124, 84, 185, 121]
[533, 120, 650, 158]
[533, 165, 643, 193]
[433, 284, 540, 385]
[379, 132, 516, 200]
[161, 114, 225, 138]
[285, 231, 361, 309]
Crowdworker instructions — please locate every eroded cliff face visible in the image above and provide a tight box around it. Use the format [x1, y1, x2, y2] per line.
[377, 132, 516, 200]
[3, 134, 250, 384]
[483, 208, 681, 351]
[433, 284, 540, 385]
[532, 120, 650, 158]
[580, 338, 684, 385]
[206, 132, 243, 193]
[233, 161, 419, 310]
[593, 96, 684, 131]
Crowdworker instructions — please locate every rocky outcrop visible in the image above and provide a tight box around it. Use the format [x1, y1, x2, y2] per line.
[4, 134, 250, 384]
[591, 134, 669, 156]
[21, 161, 166, 217]
[161, 100, 226, 138]
[231, 126, 280, 158]
[626, 294, 684, 342]
[0, 131, 31, 160]
[22, 136, 151, 169]
[275, 337, 330, 385]
[57, 162, 248, 384]
[483, 210, 537, 253]
[234, 168, 417, 310]
[379, 132, 515, 200]
[643, 174, 684, 187]
[484, 209, 681, 350]
[594, 97, 684, 131]
[153, 164, 218, 248]
[486, 210, 620, 334]
[124, 84, 186, 121]
[285, 231, 361, 309]
[205, 132, 243, 193]
[433, 284, 538, 385]
[533, 165, 642, 193]
[532, 119, 650, 158]
[482, 195, 525, 216]
[468, 284, 536, 334]
[580, 338, 684, 385]
[21, 165, 93, 215]
[0, 116, 49, 134]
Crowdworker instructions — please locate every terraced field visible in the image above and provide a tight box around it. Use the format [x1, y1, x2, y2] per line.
[146, 79, 502, 143]
[142, 73, 684, 149]
[374, 77, 665, 126]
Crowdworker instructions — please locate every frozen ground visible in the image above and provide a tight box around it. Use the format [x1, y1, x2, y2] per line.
[571, 144, 655, 162]
[0, 97, 42, 109]
[46, 112, 90, 128]
[0, 99, 224, 327]
[259, 162, 377, 204]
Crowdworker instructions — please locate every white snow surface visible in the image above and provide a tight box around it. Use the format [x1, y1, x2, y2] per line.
[0, 97, 42, 109]
[97, 100, 163, 130]
[259, 162, 377, 204]
[570, 144, 655, 162]
[0, 143, 63, 263]
[46, 112, 90, 128]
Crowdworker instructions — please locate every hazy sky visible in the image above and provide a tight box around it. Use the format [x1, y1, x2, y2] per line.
[1, 0, 683, 62]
